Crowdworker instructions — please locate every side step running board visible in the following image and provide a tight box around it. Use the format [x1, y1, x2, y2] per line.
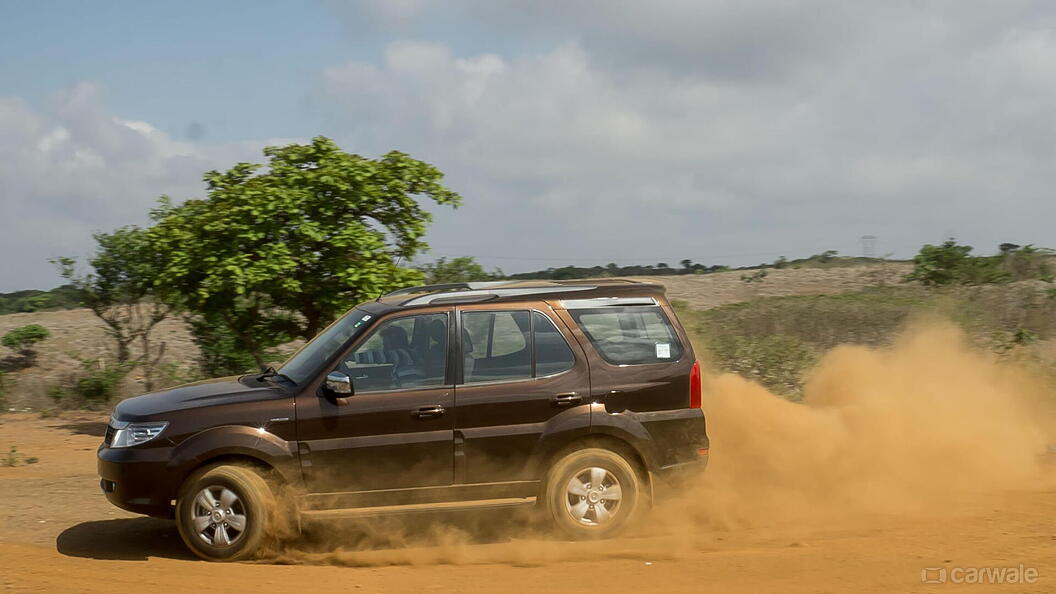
[300, 497, 537, 520]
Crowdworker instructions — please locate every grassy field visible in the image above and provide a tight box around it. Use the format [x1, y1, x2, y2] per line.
[675, 281, 1056, 399]
[2, 261, 1054, 410]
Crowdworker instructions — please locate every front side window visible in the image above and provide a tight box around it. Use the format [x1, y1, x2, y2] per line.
[339, 313, 448, 392]
[569, 306, 684, 365]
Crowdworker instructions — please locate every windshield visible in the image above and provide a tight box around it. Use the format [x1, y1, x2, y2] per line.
[278, 309, 375, 384]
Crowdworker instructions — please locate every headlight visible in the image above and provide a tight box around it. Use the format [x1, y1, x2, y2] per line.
[109, 420, 169, 448]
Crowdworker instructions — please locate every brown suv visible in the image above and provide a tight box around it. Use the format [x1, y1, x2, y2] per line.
[97, 280, 709, 561]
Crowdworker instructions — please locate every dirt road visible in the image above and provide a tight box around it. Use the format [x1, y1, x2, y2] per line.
[1, 412, 1053, 593]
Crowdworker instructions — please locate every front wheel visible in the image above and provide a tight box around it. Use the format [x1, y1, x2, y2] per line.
[175, 465, 277, 562]
[543, 447, 643, 539]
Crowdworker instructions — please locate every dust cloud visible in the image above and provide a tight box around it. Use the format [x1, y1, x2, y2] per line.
[270, 319, 1055, 566]
[664, 318, 1054, 531]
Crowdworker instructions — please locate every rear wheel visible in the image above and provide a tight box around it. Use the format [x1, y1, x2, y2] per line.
[544, 447, 643, 539]
[175, 465, 277, 562]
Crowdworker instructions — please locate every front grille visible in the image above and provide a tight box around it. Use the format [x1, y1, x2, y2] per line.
[103, 425, 115, 447]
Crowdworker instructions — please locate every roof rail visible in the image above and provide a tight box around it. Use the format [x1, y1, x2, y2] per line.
[383, 281, 511, 298]
[398, 284, 598, 307]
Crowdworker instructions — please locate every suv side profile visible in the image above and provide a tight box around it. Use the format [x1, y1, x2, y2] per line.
[98, 280, 709, 561]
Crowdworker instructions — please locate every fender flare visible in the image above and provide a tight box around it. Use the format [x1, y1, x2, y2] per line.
[167, 425, 302, 490]
[528, 404, 660, 478]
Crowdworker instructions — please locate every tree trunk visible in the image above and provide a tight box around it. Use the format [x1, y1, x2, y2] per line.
[116, 339, 132, 364]
[304, 308, 321, 339]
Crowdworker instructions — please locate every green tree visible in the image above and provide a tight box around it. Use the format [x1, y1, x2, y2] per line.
[418, 256, 502, 284]
[54, 226, 171, 390]
[905, 240, 973, 285]
[1000, 244, 1053, 282]
[904, 239, 1008, 286]
[2, 324, 49, 364]
[187, 313, 271, 377]
[817, 250, 839, 263]
[148, 136, 461, 367]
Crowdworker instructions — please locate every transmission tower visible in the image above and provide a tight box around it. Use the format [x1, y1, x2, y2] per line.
[860, 235, 877, 259]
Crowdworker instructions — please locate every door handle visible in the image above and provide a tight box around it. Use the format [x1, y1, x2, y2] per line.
[412, 405, 445, 419]
[551, 392, 581, 407]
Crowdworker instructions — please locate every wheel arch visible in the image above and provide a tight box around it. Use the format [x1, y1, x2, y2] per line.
[168, 425, 302, 497]
[535, 432, 652, 490]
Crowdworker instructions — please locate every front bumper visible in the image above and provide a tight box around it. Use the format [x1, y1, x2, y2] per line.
[97, 445, 178, 518]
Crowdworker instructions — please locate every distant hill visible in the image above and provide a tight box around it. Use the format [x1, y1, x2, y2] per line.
[0, 285, 83, 315]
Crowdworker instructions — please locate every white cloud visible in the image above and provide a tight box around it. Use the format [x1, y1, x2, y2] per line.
[0, 83, 292, 291]
[7, 3, 1056, 289]
[311, 3, 1056, 269]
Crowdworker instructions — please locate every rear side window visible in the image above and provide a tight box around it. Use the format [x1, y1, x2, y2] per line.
[569, 306, 683, 365]
[461, 310, 577, 383]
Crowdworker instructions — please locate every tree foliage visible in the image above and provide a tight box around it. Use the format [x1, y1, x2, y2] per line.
[418, 257, 502, 284]
[186, 313, 271, 377]
[148, 136, 461, 366]
[2, 324, 49, 357]
[905, 240, 1052, 286]
[55, 226, 170, 390]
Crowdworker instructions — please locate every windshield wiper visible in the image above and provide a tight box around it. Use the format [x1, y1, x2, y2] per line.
[256, 366, 295, 385]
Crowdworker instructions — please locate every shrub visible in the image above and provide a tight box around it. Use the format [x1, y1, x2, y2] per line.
[73, 359, 130, 403]
[740, 268, 768, 283]
[153, 362, 205, 390]
[677, 287, 932, 399]
[905, 240, 978, 285]
[0, 371, 9, 410]
[1000, 245, 1054, 282]
[49, 358, 131, 408]
[906, 240, 1053, 286]
[2, 324, 50, 357]
[706, 334, 816, 399]
[2, 446, 38, 467]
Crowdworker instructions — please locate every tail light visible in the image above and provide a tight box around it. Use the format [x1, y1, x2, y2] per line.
[689, 360, 702, 409]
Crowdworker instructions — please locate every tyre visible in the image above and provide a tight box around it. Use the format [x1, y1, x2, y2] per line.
[543, 447, 643, 539]
[175, 464, 278, 562]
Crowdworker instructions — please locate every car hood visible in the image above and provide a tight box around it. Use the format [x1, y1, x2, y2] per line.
[113, 375, 280, 421]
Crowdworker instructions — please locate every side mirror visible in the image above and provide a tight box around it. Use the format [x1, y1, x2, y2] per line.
[324, 371, 353, 396]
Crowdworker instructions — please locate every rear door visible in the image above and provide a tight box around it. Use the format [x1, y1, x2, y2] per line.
[453, 305, 590, 484]
[557, 299, 705, 468]
[559, 301, 692, 412]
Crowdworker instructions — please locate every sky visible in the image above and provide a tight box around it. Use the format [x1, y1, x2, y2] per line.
[2, 0, 1055, 291]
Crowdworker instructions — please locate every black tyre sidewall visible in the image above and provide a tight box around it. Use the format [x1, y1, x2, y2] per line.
[545, 448, 641, 540]
[175, 465, 273, 562]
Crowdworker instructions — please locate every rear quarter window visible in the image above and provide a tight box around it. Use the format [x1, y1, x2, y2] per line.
[569, 306, 684, 365]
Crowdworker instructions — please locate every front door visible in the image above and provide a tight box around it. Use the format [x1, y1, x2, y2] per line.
[295, 310, 455, 494]
[454, 306, 590, 484]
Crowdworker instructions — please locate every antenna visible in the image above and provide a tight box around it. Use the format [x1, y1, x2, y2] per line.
[376, 254, 405, 301]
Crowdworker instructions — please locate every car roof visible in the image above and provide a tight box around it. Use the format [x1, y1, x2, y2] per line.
[359, 279, 667, 313]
